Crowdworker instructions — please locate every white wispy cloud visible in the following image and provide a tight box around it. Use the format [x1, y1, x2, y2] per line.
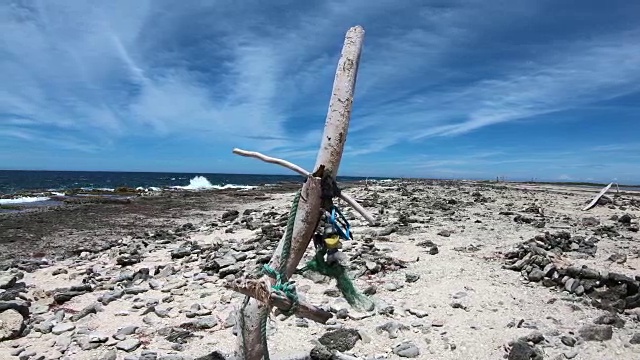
[1, 0, 639, 181]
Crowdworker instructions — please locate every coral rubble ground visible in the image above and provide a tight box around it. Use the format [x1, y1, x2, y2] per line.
[1, 180, 639, 360]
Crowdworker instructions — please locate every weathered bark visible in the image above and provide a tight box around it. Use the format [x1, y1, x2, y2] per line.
[233, 25, 365, 360]
[225, 278, 332, 324]
[315, 26, 365, 176]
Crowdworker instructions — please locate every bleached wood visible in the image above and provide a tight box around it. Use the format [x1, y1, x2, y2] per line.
[582, 182, 613, 211]
[225, 278, 332, 324]
[232, 148, 310, 178]
[231, 148, 376, 225]
[234, 25, 365, 360]
[314, 26, 365, 175]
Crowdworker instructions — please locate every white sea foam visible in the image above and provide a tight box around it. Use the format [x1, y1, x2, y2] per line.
[173, 176, 256, 191]
[136, 186, 162, 192]
[0, 196, 50, 205]
[80, 187, 115, 192]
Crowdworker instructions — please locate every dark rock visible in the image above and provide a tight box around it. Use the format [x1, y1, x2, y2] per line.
[507, 340, 542, 360]
[323, 288, 341, 298]
[218, 265, 241, 278]
[221, 210, 239, 222]
[528, 269, 545, 282]
[116, 255, 142, 266]
[608, 253, 627, 264]
[626, 293, 640, 309]
[54, 291, 86, 304]
[194, 351, 226, 360]
[630, 332, 640, 345]
[181, 316, 218, 330]
[171, 243, 196, 259]
[618, 214, 632, 224]
[578, 324, 613, 341]
[363, 285, 377, 295]
[317, 328, 361, 352]
[98, 290, 124, 305]
[542, 263, 556, 277]
[162, 327, 194, 344]
[0, 300, 29, 320]
[523, 331, 545, 344]
[393, 342, 420, 358]
[580, 267, 600, 280]
[405, 273, 420, 283]
[0, 274, 17, 290]
[139, 351, 158, 360]
[377, 226, 398, 237]
[561, 335, 576, 347]
[437, 230, 452, 237]
[594, 313, 625, 328]
[416, 240, 439, 255]
[70, 303, 101, 321]
[310, 344, 332, 360]
[203, 257, 237, 272]
[582, 217, 600, 227]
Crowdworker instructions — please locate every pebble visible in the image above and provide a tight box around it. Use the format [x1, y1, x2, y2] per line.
[18, 350, 36, 359]
[407, 309, 428, 318]
[405, 273, 420, 283]
[10, 347, 25, 356]
[564, 350, 579, 359]
[51, 323, 75, 335]
[561, 335, 576, 347]
[393, 341, 420, 358]
[116, 338, 141, 352]
[384, 282, 401, 292]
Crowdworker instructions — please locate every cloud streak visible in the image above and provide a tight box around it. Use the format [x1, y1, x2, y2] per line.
[1, 0, 639, 181]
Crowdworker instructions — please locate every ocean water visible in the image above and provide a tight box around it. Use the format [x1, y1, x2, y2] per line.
[0, 170, 382, 203]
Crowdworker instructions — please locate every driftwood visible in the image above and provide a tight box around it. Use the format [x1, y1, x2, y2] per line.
[225, 278, 332, 324]
[232, 148, 377, 225]
[232, 26, 366, 360]
[582, 182, 613, 211]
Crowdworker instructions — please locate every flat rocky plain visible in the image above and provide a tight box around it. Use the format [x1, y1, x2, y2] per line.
[1, 180, 639, 360]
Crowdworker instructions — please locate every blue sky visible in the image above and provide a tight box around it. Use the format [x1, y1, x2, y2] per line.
[1, 0, 640, 184]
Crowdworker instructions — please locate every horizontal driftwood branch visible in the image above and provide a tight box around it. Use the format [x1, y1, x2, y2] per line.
[233, 148, 310, 178]
[232, 148, 377, 225]
[225, 278, 332, 324]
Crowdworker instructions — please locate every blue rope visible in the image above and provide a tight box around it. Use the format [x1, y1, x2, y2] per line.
[329, 205, 353, 240]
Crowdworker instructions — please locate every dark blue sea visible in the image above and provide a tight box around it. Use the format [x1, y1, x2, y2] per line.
[0, 170, 383, 196]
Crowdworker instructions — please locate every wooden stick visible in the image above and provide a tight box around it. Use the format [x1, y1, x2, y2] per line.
[582, 182, 613, 211]
[340, 191, 377, 225]
[234, 25, 365, 360]
[225, 279, 332, 324]
[232, 148, 310, 178]
[231, 147, 377, 225]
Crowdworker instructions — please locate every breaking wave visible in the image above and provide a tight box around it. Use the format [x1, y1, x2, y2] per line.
[173, 176, 256, 191]
[0, 196, 50, 205]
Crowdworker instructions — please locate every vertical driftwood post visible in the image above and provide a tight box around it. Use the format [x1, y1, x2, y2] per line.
[234, 26, 365, 360]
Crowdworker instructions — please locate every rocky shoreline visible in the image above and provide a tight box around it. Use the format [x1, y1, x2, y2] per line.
[0, 180, 639, 359]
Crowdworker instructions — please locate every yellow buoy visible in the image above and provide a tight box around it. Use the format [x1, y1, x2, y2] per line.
[324, 235, 341, 249]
